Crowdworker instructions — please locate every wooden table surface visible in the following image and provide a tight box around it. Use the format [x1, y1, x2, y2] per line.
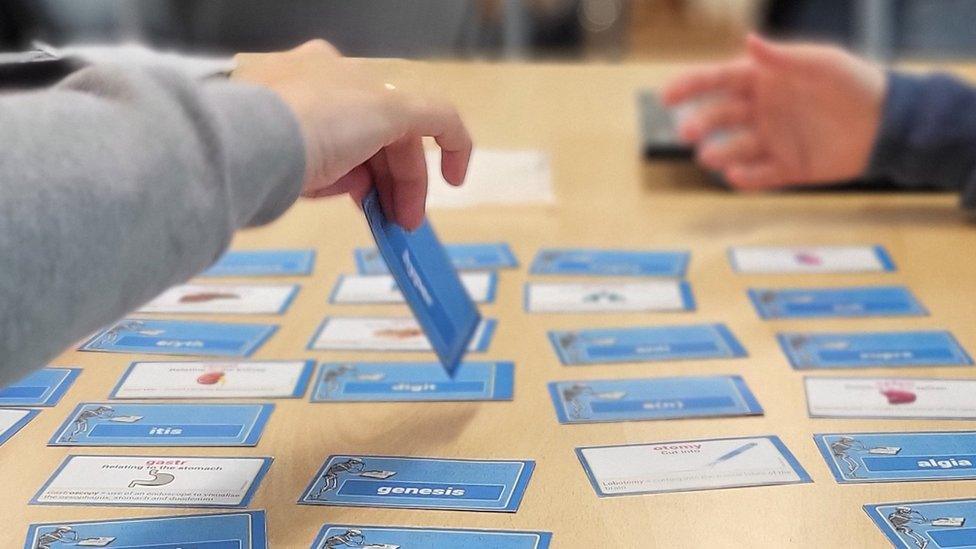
[5, 60, 976, 548]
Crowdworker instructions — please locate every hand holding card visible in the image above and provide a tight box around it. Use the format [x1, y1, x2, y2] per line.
[361, 190, 481, 375]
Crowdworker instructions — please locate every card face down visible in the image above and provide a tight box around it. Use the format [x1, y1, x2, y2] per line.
[548, 375, 762, 424]
[778, 331, 972, 370]
[24, 511, 267, 549]
[815, 431, 976, 483]
[299, 454, 534, 512]
[361, 190, 481, 375]
[311, 524, 552, 549]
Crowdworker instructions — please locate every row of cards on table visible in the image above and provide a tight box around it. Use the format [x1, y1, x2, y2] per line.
[74, 317, 972, 371]
[199, 244, 899, 277]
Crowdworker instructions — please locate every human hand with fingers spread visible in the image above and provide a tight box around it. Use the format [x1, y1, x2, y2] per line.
[662, 34, 886, 190]
[232, 39, 472, 230]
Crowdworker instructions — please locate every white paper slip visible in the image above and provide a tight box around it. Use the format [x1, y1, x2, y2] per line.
[308, 317, 495, 353]
[331, 272, 496, 304]
[31, 455, 272, 508]
[729, 245, 895, 274]
[576, 435, 810, 497]
[138, 284, 299, 315]
[425, 149, 553, 208]
[805, 377, 976, 419]
[524, 280, 694, 313]
[110, 360, 314, 399]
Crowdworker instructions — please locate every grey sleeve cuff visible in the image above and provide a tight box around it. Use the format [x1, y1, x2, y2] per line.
[200, 80, 306, 227]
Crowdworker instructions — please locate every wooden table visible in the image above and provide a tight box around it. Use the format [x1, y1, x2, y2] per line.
[5, 60, 976, 548]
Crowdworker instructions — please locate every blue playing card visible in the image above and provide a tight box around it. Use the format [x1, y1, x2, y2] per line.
[50, 402, 274, 447]
[200, 249, 315, 277]
[749, 286, 928, 319]
[299, 455, 534, 512]
[548, 323, 746, 365]
[530, 248, 689, 277]
[81, 319, 277, 357]
[310, 361, 514, 402]
[361, 190, 481, 375]
[779, 331, 972, 370]
[548, 375, 762, 424]
[24, 511, 267, 549]
[356, 242, 517, 274]
[866, 498, 976, 549]
[0, 367, 80, 406]
[817, 431, 976, 484]
[311, 525, 552, 548]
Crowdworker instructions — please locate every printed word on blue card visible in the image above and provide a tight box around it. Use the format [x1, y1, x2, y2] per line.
[0, 367, 79, 406]
[749, 286, 927, 319]
[780, 331, 972, 370]
[311, 525, 552, 549]
[200, 249, 315, 277]
[548, 375, 762, 424]
[24, 511, 267, 549]
[577, 435, 810, 497]
[299, 455, 534, 512]
[816, 431, 976, 483]
[0, 408, 39, 446]
[361, 190, 481, 375]
[548, 323, 746, 365]
[866, 498, 976, 549]
[311, 362, 514, 402]
[356, 242, 517, 274]
[82, 319, 276, 357]
[50, 403, 273, 447]
[32, 455, 272, 508]
[530, 248, 689, 277]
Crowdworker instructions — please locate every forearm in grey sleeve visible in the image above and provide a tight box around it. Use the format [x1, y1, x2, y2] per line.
[866, 71, 976, 210]
[0, 65, 305, 386]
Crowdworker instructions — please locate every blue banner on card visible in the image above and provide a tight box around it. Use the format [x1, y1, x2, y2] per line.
[530, 248, 689, 277]
[749, 286, 927, 319]
[311, 525, 552, 548]
[311, 362, 514, 402]
[780, 331, 972, 370]
[356, 242, 517, 275]
[361, 190, 481, 375]
[50, 403, 273, 447]
[548, 323, 746, 365]
[24, 511, 267, 549]
[81, 319, 277, 357]
[299, 455, 534, 512]
[816, 431, 976, 483]
[200, 249, 315, 277]
[0, 367, 79, 406]
[548, 375, 762, 424]
[866, 498, 976, 549]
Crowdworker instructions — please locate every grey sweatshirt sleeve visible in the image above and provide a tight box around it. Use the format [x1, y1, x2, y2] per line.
[0, 65, 306, 387]
[866, 71, 976, 209]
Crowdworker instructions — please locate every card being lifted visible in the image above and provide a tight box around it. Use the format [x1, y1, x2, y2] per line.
[361, 190, 481, 375]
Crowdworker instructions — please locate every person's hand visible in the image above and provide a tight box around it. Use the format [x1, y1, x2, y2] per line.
[232, 40, 472, 230]
[661, 34, 886, 190]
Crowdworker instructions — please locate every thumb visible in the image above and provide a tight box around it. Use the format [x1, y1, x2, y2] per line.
[746, 33, 796, 67]
[747, 33, 839, 72]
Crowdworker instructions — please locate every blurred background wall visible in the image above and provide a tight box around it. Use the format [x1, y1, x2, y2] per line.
[1, 0, 975, 62]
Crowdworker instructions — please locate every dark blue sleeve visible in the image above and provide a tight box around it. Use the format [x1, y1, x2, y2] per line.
[866, 71, 976, 209]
